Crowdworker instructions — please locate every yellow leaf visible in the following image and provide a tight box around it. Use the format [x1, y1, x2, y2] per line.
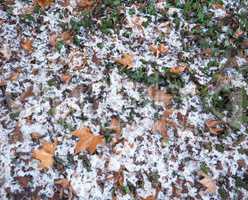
[116, 53, 134, 69]
[32, 141, 57, 169]
[169, 66, 186, 74]
[72, 127, 104, 154]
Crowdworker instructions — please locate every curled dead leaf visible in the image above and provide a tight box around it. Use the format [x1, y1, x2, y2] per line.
[198, 172, 217, 193]
[21, 38, 33, 53]
[142, 195, 155, 200]
[205, 119, 224, 135]
[169, 66, 186, 74]
[61, 31, 72, 43]
[55, 179, 70, 189]
[32, 141, 57, 169]
[148, 86, 173, 107]
[20, 86, 34, 102]
[116, 53, 134, 69]
[72, 127, 104, 154]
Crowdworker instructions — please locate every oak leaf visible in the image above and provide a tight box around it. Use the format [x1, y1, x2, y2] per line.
[72, 127, 104, 154]
[116, 53, 134, 69]
[198, 172, 217, 193]
[205, 119, 224, 135]
[21, 39, 33, 53]
[32, 141, 57, 169]
[169, 66, 186, 74]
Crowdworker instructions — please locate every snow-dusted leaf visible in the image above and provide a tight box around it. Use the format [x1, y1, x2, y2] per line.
[32, 141, 57, 169]
[21, 38, 33, 53]
[169, 66, 186, 74]
[148, 86, 172, 106]
[199, 172, 217, 193]
[150, 44, 168, 57]
[72, 127, 104, 154]
[110, 117, 121, 135]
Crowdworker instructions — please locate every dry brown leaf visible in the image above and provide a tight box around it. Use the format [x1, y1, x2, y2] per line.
[21, 38, 33, 53]
[150, 44, 169, 57]
[212, 3, 224, 9]
[148, 86, 172, 106]
[10, 123, 23, 144]
[205, 119, 224, 135]
[199, 172, 217, 193]
[32, 141, 57, 169]
[72, 127, 104, 154]
[169, 66, 186, 74]
[77, 0, 94, 10]
[114, 168, 124, 189]
[20, 86, 34, 102]
[55, 179, 70, 188]
[37, 0, 53, 8]
[61, 31, 72, 43]
[110, 117, 121, 135]
[0, 80, 6, 86]
[116, 53, 134, 69]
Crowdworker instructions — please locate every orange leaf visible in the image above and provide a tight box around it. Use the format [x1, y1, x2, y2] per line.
[148, 86, 172, 106]
[198, 172, 217, 193]
[205, 119, 224, 135]
[72, 127, 104, 154]
[37, 0, 53, 8]
[169, 66, 186, 74]
[116, 53, 134, 69]
[61, 31, 72, 43]
[21, 39, 33, 53]
[32, 141, 57, 169]
[142, 195, 155, 200]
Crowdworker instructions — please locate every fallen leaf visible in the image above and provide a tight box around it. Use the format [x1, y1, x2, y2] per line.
[60, 74, 71, 84]
[37, 0, 53, 8]
[116, 53, 134, 69]
[20, 86, 34, 102]
[32, 141, 57, 169]
[148, 86, 172, 106]
[205, 119, 224, 135]
[77, 0, 94, 10]
[150, 44, 169, 57]
[142, 195, 155, 200]
[9, 72, 20, 81]
[9, 123, 23, 144]
[169, 66, 186, 74]
[55, 179, 70, 189]
[212, 3, 223, 9]
[72, 127, 104, 154]
[110, 117, 121, 135]
[198, 172, 217, 193]
[15, 176, 32, 188]
[61, 31, 72, 43]
[114, 168, 124, 188]
[0, 80, 6, 86]
[21, 38, 33, 53]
